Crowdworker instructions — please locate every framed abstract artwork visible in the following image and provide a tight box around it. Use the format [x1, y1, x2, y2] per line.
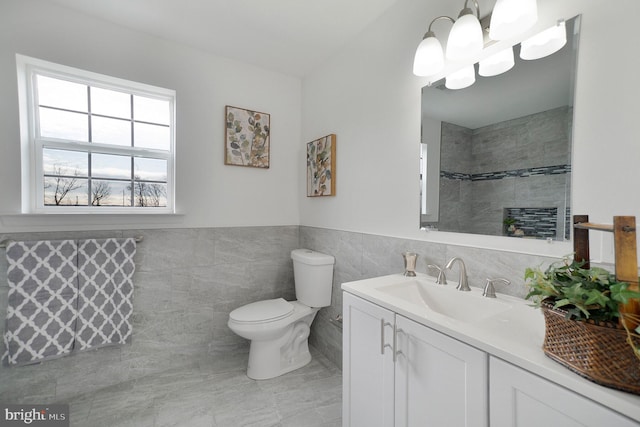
[225, 105, 270, 168]
[307, 134, 336, 197]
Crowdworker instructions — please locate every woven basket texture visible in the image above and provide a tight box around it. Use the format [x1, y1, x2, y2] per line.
[541, 300, 640, 395]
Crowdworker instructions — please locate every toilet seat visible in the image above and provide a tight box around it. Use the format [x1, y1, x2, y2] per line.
[229, 298, 294, 324]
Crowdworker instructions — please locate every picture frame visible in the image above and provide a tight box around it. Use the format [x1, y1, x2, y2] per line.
[307, 134, 336, 197]
[224, 105, 270, 168]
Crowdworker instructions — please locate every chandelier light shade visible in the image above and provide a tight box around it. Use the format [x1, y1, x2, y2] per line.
[413, 32, 445, 76]
[445, 65, 476, 90]
[446, 8, 483, 60]
[489, 0, 538, 41]
[478, 47, 514, 77]
[520, 20, 567, 60]
[412, 0, 553, 88]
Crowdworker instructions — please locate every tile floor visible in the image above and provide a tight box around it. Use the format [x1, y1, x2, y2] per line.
[67, 347, 342, 427]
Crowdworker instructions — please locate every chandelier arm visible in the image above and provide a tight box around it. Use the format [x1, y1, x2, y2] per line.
[427, 15, 456, 33]
[463, 0, 481, 19]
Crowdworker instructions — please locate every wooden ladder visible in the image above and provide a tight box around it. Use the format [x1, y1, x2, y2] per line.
[573, 215, 639, 327]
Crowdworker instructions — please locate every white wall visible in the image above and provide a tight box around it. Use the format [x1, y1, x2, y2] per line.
[301, 0, 640, 261]
[2, 0, 639, 261]
[0, 0, 302, 232]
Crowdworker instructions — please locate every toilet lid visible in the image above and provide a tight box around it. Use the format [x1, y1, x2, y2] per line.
[229, 298, 294, 323]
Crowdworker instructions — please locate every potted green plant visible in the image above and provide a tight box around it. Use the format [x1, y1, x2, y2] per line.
[525, 258, 640, 394]
[525, 258, 640, 322]
[503, 217, 517, 235]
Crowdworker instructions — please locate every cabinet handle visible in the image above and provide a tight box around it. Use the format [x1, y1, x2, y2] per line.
[381, 319, 393, 355]
[393, 325, 405, 363]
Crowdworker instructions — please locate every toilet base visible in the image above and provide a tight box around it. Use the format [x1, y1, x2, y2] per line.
[247, 343, 312, 380]
[246, 315, 316, 380]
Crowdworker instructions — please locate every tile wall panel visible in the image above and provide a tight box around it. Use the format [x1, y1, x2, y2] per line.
[0, 226, 298, 403]
[301, 226, 563, 369]
[2, 225, 578, 402]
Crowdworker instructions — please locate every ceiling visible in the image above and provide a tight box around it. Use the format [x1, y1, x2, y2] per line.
[45, 0, 401, 77]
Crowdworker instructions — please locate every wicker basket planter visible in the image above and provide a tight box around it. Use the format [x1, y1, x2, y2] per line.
[541, 299, 640, 395]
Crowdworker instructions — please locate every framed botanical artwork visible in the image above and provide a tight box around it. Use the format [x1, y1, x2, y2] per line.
[225, 105, 270, 168]
[307, 134, 336, 197]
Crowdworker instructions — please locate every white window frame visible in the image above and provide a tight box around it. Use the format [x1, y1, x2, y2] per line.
[16, 54, 176, 214]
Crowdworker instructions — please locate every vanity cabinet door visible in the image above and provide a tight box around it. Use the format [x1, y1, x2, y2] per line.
[490, 357, 640, 427]
[395, 315, 488, 427]
[343, 292, 395, 427]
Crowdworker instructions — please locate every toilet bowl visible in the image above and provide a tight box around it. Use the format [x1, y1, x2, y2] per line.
[228, 299, 318, 380]
[227, 249, 335, 380]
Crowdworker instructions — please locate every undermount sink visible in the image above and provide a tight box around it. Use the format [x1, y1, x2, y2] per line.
[377, 279, 512, 322]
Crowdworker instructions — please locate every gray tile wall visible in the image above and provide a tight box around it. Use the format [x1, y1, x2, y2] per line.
[438, 123, 474, 234]
[437, 107, 571, 238]
[0, 226, 299, 404]
[469, 107, 571, 174]
[1, 224, 567, 403]
[300, 226, 562, 369]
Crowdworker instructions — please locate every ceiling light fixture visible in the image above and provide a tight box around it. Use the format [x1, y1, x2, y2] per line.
[413, 0, 566, 90]
[412, 0, 483, 78]
[412, 0, 491, 83]
[520, 20, 567, 60]
[489, 0, 538, 41]
[446, 1, 483, 61]
[413, 16, 455, 77]
[478, 47, 514, 77]
[445, 64, 476, 90]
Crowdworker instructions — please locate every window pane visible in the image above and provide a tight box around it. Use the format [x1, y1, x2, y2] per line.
[134, 157, 167, 182]
[92, 153, 131, 179]
[92, 116, 131, 146]
[23, 59, 175, 212]
[44, 176, 88, 206]
[91, 87, 131, 118]
[134, 122, 170, 150]
[39, 107, 88, 141]
[37, 75, 87, 112]
[90, 180, 132, 207]
[134, 96, 170, 125]
[132, 182, 167, 207]
[43, 148, 88, 176]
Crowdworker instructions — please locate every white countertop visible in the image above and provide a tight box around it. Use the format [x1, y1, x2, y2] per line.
[342, 272, 640, 422]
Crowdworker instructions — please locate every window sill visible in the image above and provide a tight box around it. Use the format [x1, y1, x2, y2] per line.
[28, 207, 176, 215]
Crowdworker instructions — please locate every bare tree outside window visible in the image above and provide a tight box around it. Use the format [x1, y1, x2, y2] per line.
[45, 165, 82, 205]
[132, 180, 148, 207]
[91, 181, 112, 206]
[128, 176, 166, 207]
[145, 183, 165, 207]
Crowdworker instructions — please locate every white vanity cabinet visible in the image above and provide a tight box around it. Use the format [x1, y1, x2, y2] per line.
[342, 273, 640, 425]
[394, 314, 488, 427]
[342, 292, 395, 427]
[343, 292, 488, 427]
[490, 357, 639, 427]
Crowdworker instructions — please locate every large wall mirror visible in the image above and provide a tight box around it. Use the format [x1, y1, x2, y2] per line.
[420, 15, 580, 241]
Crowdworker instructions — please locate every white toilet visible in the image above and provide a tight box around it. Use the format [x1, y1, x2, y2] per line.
[228, 249, 335, 380]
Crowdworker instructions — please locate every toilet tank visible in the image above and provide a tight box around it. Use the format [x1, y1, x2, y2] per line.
[291, 249, 335, 308]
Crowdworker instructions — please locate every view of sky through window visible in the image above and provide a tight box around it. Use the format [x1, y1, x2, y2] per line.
[35, 73, 172, 208]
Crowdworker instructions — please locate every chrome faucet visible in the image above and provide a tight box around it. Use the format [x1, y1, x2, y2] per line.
[427, 264, 447, 285]
[483, 278, 511, 298]
[444, 257, 470, 291]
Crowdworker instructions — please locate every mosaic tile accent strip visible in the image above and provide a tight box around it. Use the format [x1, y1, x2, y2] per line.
[440, 171, 472, 180]
[505, 207, 558, 239]
[441, 164, 571, 181]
